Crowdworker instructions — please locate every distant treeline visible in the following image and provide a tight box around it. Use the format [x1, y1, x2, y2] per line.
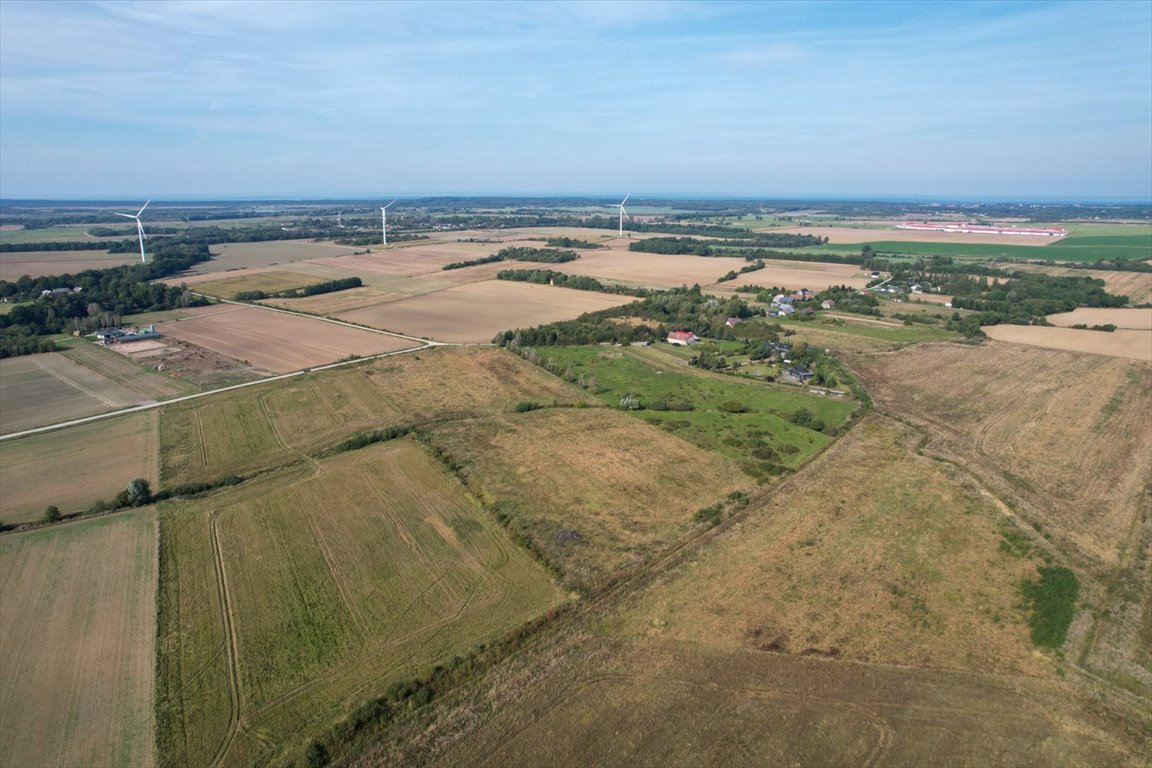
[0, 240, 126, 252]
[495, 269, 647, 296]
[0, 242, 213, 358]
[234, 276, 363, 301]
[629, 233, 826, 256]
[544, 237, 606, 249]
[443, 247, 580, 271]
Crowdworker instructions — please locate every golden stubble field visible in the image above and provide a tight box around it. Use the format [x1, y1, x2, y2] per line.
[0, 508, 158, 768]
[0, 412, 159, 523]
[982, 324, 1152, 362]
[0, 250, 139, 280]
[338, 281, 634, 343]
[426, 408, 753, 592]
[156, 304, 417, 372]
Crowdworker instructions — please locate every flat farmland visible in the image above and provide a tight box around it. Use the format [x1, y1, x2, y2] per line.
[0, 412, 159, 523]
[0, 508, 157, 768]
[555, 249, 748, 288]
[714, 260, 872, 291]
[426, 408, 753, 591]
[157, 305, 417, 373]
[310, 242, 510, 278]
[176, 240, 363, 276]
[259, 285, 412, 315]
[0, 351, 144, 434]
[415, 636, 1147, 768]
[1046, 307, 1152, 330]
[159, 346, 586, 486]
[339, 281, 633, 343]
[184, 269, 327, 298]
[852, 342, 1151, 567]
[0, 250, 139, 280]
[768, 225, 1058, 246]
[982, 325, 1151, 361]
[997, 264, 1152, 304]
[156, 440, 564, 768]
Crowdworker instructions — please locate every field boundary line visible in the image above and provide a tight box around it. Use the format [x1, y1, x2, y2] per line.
[31, 356, 121, 408]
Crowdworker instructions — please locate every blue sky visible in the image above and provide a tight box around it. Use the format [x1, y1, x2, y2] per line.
[1, 0, 1149, 200]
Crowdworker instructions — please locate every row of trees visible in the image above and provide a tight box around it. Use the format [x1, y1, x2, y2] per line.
[629, 233, 826, 257]
[234, 276, 362, 301]
[443, 246, 580, 271]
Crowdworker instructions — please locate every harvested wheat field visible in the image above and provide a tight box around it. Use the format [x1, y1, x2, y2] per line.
[0, 508, 157, 768]
[177, 240, 363, 276]
[852, 342, 1151, 566]
[712, 261, 872, 292]
[339, 280, 633, 343]
[0, 250, 139, 280]
[309, 242, 511, 278]
[0, 412, 159, 523]
[982, 325, 1151, 361]
[156, 441, 564, 768]
[411, 634, 1147, 768]
[1045, 307, 1152, 330]
[426, 408, 753, 591]
[553, 249, 748, 288]
[157, 305, 416, 372]
[159, 346, 587, 486]
[0, 351, 142, 433]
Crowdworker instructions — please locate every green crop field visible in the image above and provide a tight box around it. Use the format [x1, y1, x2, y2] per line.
[158, 347, 586, 487]
[821, 238, 1150, 262]
[155, 439, 564, 768]
[425, 408, 753, 591]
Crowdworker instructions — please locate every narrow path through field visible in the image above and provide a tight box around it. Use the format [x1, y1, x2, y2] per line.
[31, 356, 121, 407]
[208, 507, 243, 768]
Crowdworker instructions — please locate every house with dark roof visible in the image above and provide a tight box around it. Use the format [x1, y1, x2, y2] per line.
[787, 365, 814, 383]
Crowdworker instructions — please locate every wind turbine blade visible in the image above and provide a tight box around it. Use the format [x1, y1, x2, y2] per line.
[620, 193, 630, 206]
[384, 199, 397, 210]
[115, 212, 134, 219]
[137, 200, 150, 216]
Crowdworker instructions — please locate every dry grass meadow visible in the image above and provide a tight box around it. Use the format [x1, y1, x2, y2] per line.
[156, 440, 564, 768]
[426, 408, 753, 591]
[156, 305, 416, 372]
[158, 346, 586, 487]
[174, 239, 364, 276]
[0, 508, 157, 768]
[338, 281, 633, 343]
[0, 413, 159, 523]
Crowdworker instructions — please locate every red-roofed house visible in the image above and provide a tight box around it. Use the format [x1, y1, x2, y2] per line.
[667, 330, 699, 346]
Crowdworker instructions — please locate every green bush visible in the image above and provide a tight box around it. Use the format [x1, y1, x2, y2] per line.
[1021, 565, 1079, 648]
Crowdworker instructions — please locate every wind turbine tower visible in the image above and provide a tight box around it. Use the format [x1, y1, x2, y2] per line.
[115, 200, 150, 263]
[381, 200, 397, 245]
[617, 194, 630, 237]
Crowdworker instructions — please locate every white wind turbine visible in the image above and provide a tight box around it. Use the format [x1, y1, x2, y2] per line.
[381, 200, 397, 245]
[617, 193, 630, 236]
[115, 200, 150, 263]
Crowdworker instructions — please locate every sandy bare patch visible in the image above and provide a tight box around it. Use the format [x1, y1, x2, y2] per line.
[0, 509, 158, 768]
[1046, 307, 1152, 330]
[339, 280, 633, 343]
[983, 325, 1151, 361]
[158, 305, 416, 372]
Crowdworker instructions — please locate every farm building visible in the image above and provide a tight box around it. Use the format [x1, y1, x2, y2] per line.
[778, 304, 796, 316]
[40, 287, 81, 298]
[667, 330, 699, 346]
[725, 317, 742, 328]
[821, 299, 835, 310]
[896, 222, 1068, 237]
[787, 366, 814, 383]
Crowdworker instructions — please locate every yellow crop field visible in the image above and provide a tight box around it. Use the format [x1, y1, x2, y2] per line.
[0, 509, 157, 768]
[156, 440, 564, 767]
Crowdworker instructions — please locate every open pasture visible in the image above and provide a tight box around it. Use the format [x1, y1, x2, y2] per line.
[982, 324, 1151, 361]
[852, 342, 1151, 566]
[420, 635, 1147, 768]
[613, 416, 1045, 674]
[339, 280, 633, 343]
[0, 351, 144, 433]
[157, 304, 416, 373]
[0, 412, 158, 523]
[159, 346, 585, 486]
[156, 440, 564, 767]
[0, 249, 139, 280]
[426, 408, 753, 591]
[713, 260, 872, 292]
[0, 508, 157, 768]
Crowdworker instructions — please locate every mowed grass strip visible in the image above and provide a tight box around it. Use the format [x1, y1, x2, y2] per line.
[156, 440, 563, 767]
[0, 509, 157, 768]
[610, 416, 1047, 675]
[159, 347, 587, 487]
[0, 413, 159, 524]
[426, 408, 754, 591]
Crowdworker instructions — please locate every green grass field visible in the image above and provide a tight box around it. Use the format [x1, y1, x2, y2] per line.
[783, 317, 961, 344]
[820, 238, 1150, 262]
[156, 440, 564, 768]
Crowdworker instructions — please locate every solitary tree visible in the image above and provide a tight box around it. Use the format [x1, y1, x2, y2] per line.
[43, 505, 61, 523]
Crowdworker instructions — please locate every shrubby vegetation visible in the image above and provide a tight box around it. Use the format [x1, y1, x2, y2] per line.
[545, 237, 606, 249]
[1022, 565, 1079, 648]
